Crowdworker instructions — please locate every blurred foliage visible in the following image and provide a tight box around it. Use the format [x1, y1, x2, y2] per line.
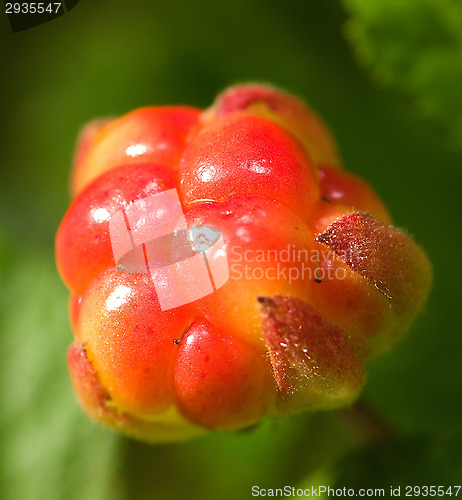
[345, 0, 462, 147]
[1, 0, 461, 499]
[335, 432, 462, 489]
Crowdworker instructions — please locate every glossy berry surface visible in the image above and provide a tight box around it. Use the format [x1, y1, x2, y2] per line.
[56, 83, 432, 442]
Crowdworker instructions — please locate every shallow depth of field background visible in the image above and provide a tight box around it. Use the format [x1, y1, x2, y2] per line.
[1, 1, 461, 499]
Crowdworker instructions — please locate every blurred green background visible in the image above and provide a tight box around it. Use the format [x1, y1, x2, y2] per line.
[1, 1, 461, 499]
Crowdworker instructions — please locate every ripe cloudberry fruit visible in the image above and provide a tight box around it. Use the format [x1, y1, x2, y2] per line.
[56, 83, 431, 442]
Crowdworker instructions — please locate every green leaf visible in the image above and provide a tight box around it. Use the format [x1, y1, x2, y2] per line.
[344, 0, 462, 147]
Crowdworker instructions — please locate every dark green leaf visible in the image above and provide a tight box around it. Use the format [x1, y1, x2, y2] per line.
[345, 0, 462, 147]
